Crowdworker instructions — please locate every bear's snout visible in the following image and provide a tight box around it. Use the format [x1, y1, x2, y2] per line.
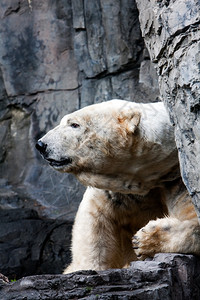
[35, 140, 47, 156]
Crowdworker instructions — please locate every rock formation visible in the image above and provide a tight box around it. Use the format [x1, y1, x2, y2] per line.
[135, 0, 200, 219]
[1, 254, 200, 299]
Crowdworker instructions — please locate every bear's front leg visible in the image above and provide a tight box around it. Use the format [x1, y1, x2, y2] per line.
[132, 217, 200, 260]
[64, 187, 131, 274]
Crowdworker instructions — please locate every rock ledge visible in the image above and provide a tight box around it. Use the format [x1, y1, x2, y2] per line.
[1, 254, 200, 299]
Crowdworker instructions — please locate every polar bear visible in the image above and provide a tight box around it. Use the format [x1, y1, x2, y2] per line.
[36, 100, 200, 273]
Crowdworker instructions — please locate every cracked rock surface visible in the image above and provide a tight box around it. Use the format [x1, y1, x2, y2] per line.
[1, 254, 200, 299]
[135, 0, 200, 219]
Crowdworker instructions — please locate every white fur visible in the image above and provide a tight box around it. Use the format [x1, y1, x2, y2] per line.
[38, 100, 199, 273]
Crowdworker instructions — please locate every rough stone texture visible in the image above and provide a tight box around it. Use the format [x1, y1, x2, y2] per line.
[0, 0, 84, 221]
[0, 209, 73, 279]
[135, 0, 200, 218]
[0, 0, 160, 278]
[0, 254, 200, 299]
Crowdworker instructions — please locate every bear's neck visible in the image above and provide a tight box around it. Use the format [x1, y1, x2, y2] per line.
[76, 158, 180, 195]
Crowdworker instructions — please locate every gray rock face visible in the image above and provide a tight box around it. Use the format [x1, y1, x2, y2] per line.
[0, 208, 73, 279]
[1, 254, 200, 299]
[135, 0, 200, 218]
[0, 0, 160, 278]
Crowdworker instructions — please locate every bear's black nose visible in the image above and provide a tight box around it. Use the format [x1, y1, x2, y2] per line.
[35, 140, 47, 155]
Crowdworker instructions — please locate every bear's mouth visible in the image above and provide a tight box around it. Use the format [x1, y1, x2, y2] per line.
[47, 157, 72, 167]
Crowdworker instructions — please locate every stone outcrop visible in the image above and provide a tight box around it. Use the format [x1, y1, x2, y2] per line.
[0, 0, 159, 278]
[1, 254, 200, 299]
[135, 0, 200, 219]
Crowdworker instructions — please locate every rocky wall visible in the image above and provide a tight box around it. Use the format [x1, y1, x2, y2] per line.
[135, 0, 200, 219]
[0, 0, 160, 278]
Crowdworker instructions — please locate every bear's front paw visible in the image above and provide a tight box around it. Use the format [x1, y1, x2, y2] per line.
[132, 219, 170, 260]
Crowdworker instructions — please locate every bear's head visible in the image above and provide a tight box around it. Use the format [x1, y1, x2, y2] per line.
[36, 100, 140, 175]
[36, 100, 178, 194]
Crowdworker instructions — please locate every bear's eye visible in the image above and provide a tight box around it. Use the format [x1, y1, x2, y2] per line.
[70, 123, 80, 128]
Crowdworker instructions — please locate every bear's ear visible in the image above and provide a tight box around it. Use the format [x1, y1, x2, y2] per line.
[117, 111, 141, 133]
